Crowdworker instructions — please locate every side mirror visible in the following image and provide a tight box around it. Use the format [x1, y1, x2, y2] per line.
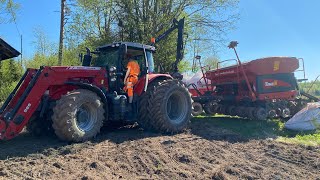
[79, 53, 83, 62]
[82, 47, 92, 66]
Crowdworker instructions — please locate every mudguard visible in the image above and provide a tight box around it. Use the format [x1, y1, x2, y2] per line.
[134, 73, 172, 96]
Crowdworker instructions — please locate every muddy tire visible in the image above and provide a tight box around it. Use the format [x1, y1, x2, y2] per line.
[192, 102, 203, 116]
[52, 89, 105, 142]
[203, 101, 217, 115]
[138, 79, 192, 133]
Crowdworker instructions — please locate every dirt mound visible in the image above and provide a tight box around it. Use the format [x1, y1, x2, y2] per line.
[0, 120, 319, 179]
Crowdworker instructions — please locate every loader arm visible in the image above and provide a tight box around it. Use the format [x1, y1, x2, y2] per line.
[153, 18, 185, 73]
[0, 66, 107, 140]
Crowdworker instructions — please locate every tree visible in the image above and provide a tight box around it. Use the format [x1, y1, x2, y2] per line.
[0, 59, 22, 101]
[0, 0, 19, 24]
[58, 0, 66, 66]
[32, 27, 57, 56]
[65, 0, 239, 70]
[27, 27, 80, 68]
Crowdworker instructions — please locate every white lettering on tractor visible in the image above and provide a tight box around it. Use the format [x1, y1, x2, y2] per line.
[265, 81, 278, 87]
[24, 103, 31, 113]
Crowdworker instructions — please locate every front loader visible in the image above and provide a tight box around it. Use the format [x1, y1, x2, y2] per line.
[0, 19, 192, 142]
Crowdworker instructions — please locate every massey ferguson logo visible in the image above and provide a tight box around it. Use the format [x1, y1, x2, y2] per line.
[265, 80, 278, 87]
[24, 103, 31, 113]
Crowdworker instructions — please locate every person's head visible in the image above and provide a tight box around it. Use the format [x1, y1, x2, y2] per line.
[126, 54, 132, 60]
[123, 54, 132, 64]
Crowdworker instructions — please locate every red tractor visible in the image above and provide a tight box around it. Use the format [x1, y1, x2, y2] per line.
[0, 19, 193, 142]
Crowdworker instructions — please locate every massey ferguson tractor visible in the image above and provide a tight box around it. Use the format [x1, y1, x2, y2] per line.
[189, 41, 318, 120]
[0, 19, 192, 142]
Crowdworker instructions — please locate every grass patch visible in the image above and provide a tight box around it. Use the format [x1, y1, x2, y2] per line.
[192, 115, 320, 146]
[277, 133, 320, 146]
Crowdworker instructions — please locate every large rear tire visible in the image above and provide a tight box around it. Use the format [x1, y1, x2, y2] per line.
[138, 79, 192, 133]
[52, 89, 105, 142]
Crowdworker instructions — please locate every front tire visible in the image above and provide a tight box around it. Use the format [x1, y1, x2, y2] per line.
[52, 89, 105, 142]
[138, 79, 192, 133]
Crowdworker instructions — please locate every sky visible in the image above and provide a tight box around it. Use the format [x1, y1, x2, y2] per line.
[0, 0, 319, 80]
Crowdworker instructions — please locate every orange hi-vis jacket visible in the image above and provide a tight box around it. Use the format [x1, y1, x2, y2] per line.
[124, 60, 140, 97]
[127, 60, 140, 77]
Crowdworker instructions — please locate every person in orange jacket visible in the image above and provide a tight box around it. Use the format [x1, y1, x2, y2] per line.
[123, 58, 140, 103]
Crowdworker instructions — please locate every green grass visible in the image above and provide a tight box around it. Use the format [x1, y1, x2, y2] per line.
[192, 115, 320, 146]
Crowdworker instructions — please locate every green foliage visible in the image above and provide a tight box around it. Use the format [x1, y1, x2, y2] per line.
[0, 59, 22, 101]
[299, 80, 320, 97]
[66, 0, 239, 71]
[191, 56, 220, 72]
[0, 0, 19, 23]
[193, 116, 320, 146]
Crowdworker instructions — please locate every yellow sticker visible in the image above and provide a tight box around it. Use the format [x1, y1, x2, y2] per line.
[273, 61, 280, 71]
[274, 80, 278, 86]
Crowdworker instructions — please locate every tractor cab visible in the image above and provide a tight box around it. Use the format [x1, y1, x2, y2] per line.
[92, 42, 155, 73]
[83, 42, 155, 92]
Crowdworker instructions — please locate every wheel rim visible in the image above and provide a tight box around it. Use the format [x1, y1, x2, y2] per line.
[281, 108, 291, 118]
[76, 103, 97, 132]
[256, 108, 267, 120]
[192, 102, 202, 114]
[166, 91, 188, 124]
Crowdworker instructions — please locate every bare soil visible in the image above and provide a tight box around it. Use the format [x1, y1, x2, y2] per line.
[0, 119, 319, 180]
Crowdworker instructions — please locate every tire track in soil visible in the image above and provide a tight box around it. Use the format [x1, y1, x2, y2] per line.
[0, 122, 319, 180]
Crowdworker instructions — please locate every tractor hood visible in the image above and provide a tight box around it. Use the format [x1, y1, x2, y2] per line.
[0, 38, 20, 61]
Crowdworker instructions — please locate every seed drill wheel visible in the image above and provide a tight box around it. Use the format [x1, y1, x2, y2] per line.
[246, 107, 255, 120]
[215, 105, 224, 114]
[220, 106, 227, 115]
[204, 101, 217, 115]
[253, 107, 267, 121]
[227, 106, 237, 116]
[235, 106, 246, 117]
[268, 109, 277, 119]
[192, 102, 203, 116]
[138, 79, 192, 133]
[52, 89, 105, 142]
[280, 108, 291, 119]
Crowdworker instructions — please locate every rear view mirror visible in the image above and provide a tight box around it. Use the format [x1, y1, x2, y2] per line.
[82, 47, 92, 66]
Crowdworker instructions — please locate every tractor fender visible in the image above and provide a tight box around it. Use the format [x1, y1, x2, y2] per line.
[134, 73, 173, 96]
[65, 82, 108, 119]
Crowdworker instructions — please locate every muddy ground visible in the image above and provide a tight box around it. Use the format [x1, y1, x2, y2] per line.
[0, 118, 319, 180]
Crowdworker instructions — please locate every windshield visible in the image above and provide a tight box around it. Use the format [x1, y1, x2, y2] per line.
[93, 48, 119, 67]
[146, 51, 154, 73]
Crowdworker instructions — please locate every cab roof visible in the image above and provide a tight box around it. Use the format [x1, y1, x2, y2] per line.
[96, 42, 156, 51]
